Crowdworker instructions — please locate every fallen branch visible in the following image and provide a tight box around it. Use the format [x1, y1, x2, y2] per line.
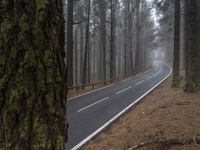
[128, 137, 200, 150]
[193, 133, 200, 147]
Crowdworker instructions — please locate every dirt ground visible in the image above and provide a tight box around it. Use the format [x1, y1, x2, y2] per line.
[82, 77, 200, 150]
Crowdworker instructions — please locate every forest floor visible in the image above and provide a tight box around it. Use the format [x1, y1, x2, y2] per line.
[82, 76, 200, 150]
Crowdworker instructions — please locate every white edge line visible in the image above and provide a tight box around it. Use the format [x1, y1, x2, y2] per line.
[71, 65, 172, 150]
[77, 97, 109, 113]
[68, 84, 114, 101]
[116, 86, 132, 95]
[146, 76, 153, 80]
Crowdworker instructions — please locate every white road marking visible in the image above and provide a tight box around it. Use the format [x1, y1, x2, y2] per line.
[68, 68, 153, 101]
[155, 69, 162, 75]
[146, 76, 153, 80]
[68, 84, 114, 101]
[146, 69, 161, 81]
[116, 86, 132, 95]
[77, 97, 109, 113]
[71, 65, 172, 150]
[143, 68, 152, 74]
[153, 73, 157, 77]
[135, 80, 145, 86]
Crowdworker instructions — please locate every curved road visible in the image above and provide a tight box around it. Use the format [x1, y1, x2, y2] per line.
[65, 63, 171, 150]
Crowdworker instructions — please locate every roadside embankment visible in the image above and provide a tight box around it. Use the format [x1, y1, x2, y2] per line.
[83, 77, 200, 150]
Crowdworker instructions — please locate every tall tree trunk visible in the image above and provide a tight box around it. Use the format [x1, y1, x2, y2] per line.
[135, 0, 140, 72]
[185, 0, 200, 92]
[87, 43, 91, 83]
[184, 0, 190, 81]
[128, 0, 134, 74]
[67, 0, 74, 86]
[82, 0, 91, 85]
[172, 0, 180, 88]
[142, 15, 147, 70]
[0, 0, 67, 149]
[74, 28, 78, 85]
[124, 0, 129, 75]
[98, 0, 107, 81]
[180, 0, 185, 70]
[110, 0, 116, 79]
[80, 15, 84, 84]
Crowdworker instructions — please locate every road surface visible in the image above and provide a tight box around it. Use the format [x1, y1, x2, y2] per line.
[65, 63, 171, 150]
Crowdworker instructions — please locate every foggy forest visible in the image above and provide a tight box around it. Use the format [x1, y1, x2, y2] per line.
[1, 0, 200, 150]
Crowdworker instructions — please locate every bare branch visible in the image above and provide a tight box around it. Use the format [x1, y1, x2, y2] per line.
[73, 18, 87, 25]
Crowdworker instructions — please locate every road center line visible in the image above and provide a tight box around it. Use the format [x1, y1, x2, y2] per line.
[146, 76, 153, 80]
[116, 86, 132, 95]
[77, 97, 109, 113]
[153, 73, 157, 77]
[135, 80, 145, 86]
[70, 65, 172, 150]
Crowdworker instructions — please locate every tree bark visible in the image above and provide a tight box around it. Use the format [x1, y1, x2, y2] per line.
[135, 0, 140, 72]
[172, 0, 180, 88]
[128, 0, 134, 74]
[0, 0, 67, 149]
[110, 0, 117, 79]
[124, 0, 129, 75]
[184, 0, 190, 82]
[98, 0, 107, 81]
[185, 0, 200, 92]
[67, 0, 74, 86]
[82, 0, 91, 85]
[80, 10, 84, 84]
[74, 28, 78, 85]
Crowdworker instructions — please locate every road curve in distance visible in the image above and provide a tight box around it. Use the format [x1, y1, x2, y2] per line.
[65, 63, 172, 150]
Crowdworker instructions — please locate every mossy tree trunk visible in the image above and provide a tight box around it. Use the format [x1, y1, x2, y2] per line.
[0, 0, 68, 149]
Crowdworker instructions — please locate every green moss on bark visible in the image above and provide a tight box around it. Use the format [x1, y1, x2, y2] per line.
[0, 0, 67, 149]
[0, 19, 13, 42]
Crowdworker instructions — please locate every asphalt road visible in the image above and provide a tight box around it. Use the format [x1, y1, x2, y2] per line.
[65, 63, 171, 150]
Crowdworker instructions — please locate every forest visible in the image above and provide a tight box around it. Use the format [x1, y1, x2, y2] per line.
[66, 0, 156, 86]
[0, 0, 200, 149]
